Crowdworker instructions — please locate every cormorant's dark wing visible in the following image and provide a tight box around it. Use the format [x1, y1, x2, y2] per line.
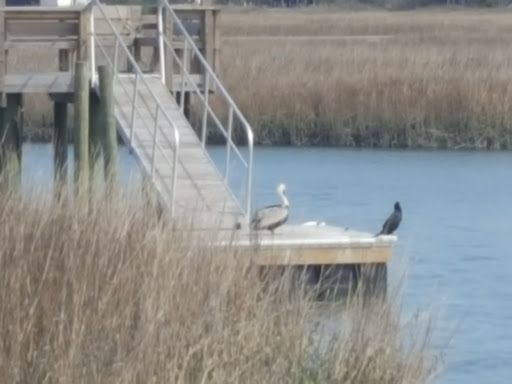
[377, 211, 401, 236]
[377, 216, 391, 236]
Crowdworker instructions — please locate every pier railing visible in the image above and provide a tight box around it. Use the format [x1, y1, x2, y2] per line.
[159, 0, 254, 222]
[90, 0, 180, 215]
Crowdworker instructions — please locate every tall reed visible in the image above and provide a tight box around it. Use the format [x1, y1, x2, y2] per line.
[0, 190, 439, 383]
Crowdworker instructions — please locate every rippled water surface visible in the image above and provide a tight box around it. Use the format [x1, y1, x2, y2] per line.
[22, 144, 512, 384]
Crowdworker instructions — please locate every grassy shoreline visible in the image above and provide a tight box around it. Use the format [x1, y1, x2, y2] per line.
[16, 7, 512, 149]
[0, 191, 440, 382]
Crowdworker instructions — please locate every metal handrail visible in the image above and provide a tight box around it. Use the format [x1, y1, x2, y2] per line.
[89, 0, 180, 215]
[160, 37, 248, 170]
[159, 0, 254, 223]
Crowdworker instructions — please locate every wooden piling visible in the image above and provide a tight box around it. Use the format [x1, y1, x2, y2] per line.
[89, 91, 102, 195]
[73, 61, 89, 197]
[176, 91, 191, 120]
[0, 93, 22, 191]
[53, 49, 71, 199]
[54, 102, 68, 188]
[98, 65, 118, 197]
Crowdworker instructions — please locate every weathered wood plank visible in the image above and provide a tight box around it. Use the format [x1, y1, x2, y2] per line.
[6, 20, 79, 38]
[92, 13, 134, 37]
[119, 74, 205, 94]
[0, 8, 83, 20]
[4, 72, 73, 93]
[4, 40, 76, 49]
[91, 35, 133, 47]
[93, 5, 133, 20]
[255, 246, 391, 266]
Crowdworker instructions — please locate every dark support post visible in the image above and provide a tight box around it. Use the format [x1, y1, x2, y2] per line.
[89, 91, 101, 195]
[54, 102, 68, 189]
[0, 93, 22, 191]
[98, 65, 118, 197]
[353, 263, 388, 301]
[176, 91, 191, 120]
[73, 61, 89, 198]
[129, 39, 141, 73]
[54, 49, 70, 195]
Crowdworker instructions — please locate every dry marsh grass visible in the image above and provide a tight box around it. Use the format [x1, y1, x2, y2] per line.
[0, 190, 440, 383]
[13, 7, 512, 149]
[215, 8, 512, 148]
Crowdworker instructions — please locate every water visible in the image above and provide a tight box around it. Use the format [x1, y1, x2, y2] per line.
[21, 144, 512, 384]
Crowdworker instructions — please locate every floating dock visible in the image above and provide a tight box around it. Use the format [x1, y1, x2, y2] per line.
[217, 223, 395, 266]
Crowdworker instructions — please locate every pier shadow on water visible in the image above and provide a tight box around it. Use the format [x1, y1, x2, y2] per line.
[258, 263, 388, 303]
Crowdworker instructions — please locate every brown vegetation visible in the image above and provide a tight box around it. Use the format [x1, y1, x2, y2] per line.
[0, 191, 439, 383]
[16, 7, 512, 149]
[215, 8, 512, 149]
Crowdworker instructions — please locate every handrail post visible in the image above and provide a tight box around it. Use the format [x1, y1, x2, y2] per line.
[225, 106, 233, 182]
[157, 0, 166, 86]
[201, 72, 210, 148]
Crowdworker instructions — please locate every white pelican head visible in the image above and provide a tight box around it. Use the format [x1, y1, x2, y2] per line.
[276, 183, 288, 207]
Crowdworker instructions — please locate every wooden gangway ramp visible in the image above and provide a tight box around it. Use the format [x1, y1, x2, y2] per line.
[88, 1, 254, 230]
[114, 75, 243, 229]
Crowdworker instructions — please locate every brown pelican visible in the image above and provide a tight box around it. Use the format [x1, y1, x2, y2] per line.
[376, 201, 402, 236]
[251, 183, 289, 234]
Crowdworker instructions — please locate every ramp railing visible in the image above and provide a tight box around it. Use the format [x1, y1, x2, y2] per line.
[89, 0, 180, 215]
[158, 0, 254, 224]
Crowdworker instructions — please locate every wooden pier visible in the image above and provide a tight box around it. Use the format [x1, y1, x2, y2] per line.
[0, 0, 395, 296]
